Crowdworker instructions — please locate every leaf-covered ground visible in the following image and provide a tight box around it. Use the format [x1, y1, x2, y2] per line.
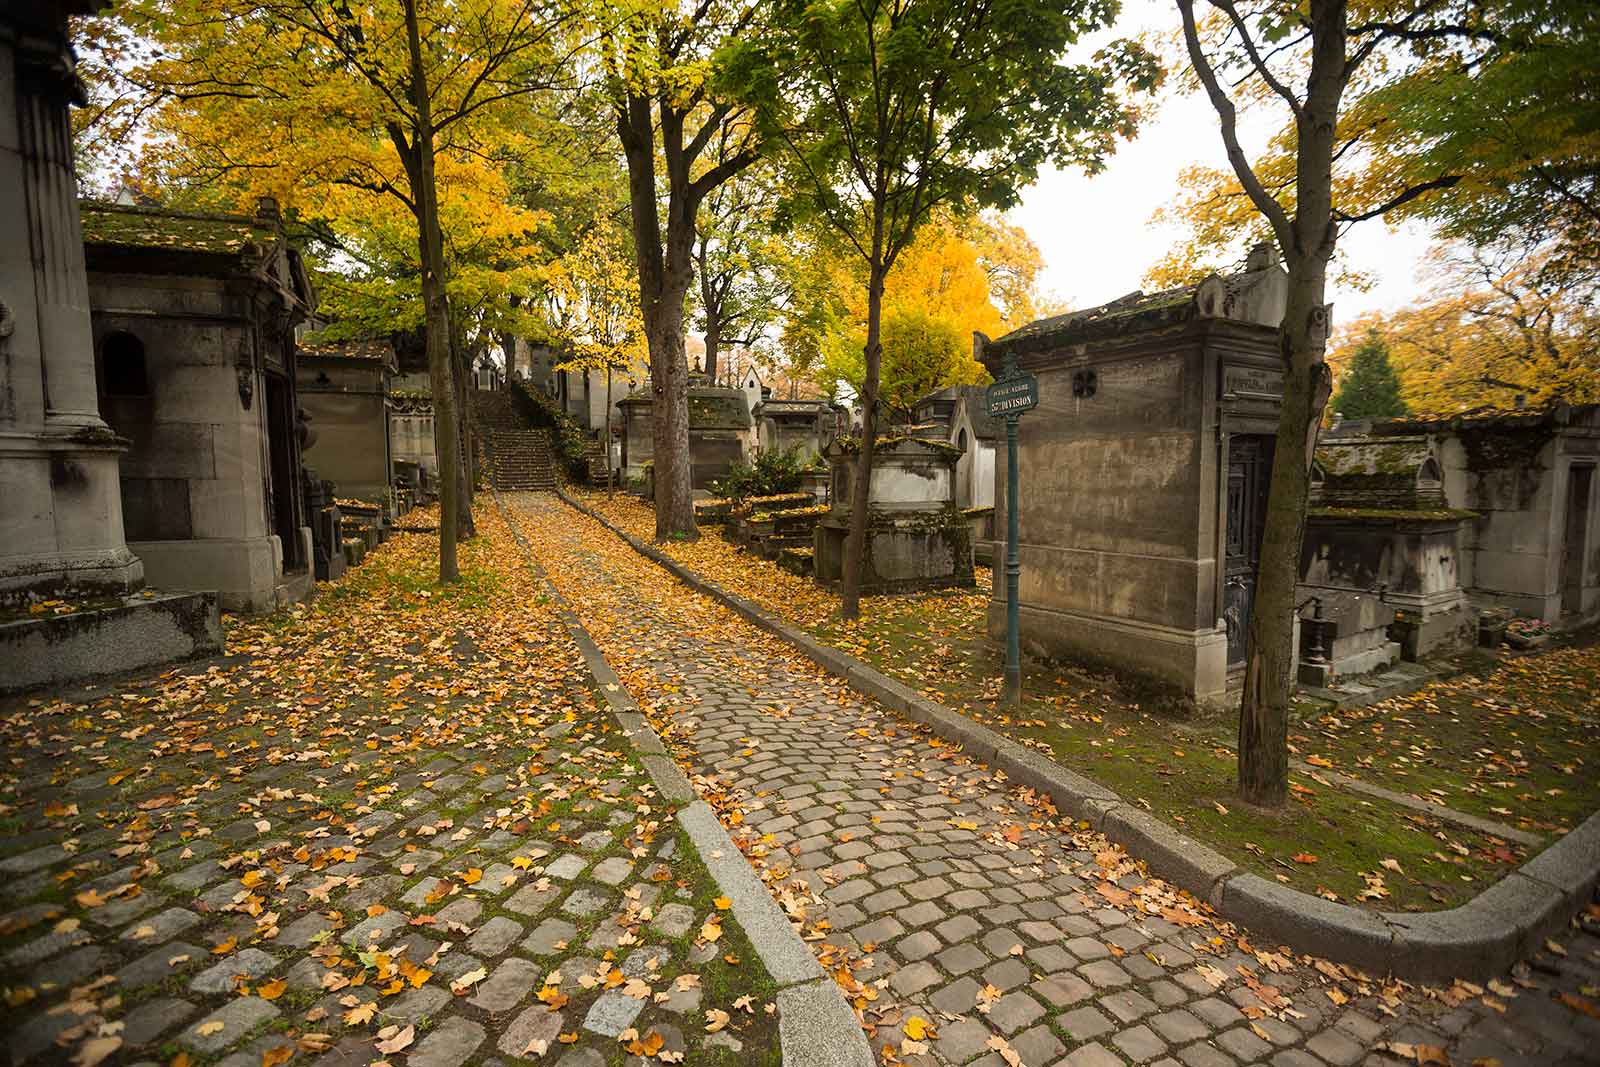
[568, 488, 1600, 914]
[0, 506, 778, 1067]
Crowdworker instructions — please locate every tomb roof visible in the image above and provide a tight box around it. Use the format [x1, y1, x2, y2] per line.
[297, 339, 398, 370]
[986, 246, 1287, 359]
[619, 380, 753, 429]
[79, 200, 276, 257]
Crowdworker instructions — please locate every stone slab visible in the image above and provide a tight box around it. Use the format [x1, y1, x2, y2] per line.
[775, 977, 876, 1067]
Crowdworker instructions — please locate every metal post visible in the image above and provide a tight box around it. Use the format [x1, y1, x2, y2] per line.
[1003, 412, 1021, 705]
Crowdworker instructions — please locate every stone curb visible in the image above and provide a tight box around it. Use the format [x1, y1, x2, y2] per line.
[558, 489, 1600, 984]
[492, 492, 874, 1067]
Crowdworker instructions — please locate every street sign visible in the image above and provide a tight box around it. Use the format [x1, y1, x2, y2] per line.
[986, 373, 1038, 418]
[986, 363, 1038, 707]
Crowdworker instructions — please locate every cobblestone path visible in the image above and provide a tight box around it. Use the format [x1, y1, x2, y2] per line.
[0, 510, 778, 1067]
[509, 492, 1600, 1067]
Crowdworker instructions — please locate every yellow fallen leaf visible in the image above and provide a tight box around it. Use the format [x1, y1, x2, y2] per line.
[704, 1009, 730, 1033]
[257, 978, 287, 1001]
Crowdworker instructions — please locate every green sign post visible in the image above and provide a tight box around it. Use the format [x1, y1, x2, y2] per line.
[986, 357, 1038, 706]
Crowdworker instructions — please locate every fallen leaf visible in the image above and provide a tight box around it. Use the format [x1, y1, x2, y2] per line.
[374, 1026, 414, 1055]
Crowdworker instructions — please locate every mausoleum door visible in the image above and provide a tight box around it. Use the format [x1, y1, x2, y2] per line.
[1223, 435, 1274, 667]
[265, 374, 305, 571]
[1563, 465, 1593, 616]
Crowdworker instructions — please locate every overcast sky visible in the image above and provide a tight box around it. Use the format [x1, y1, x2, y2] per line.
[1009, 0, 1437, 321]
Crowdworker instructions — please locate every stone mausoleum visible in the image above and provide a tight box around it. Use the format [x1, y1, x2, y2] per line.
[1298, 404, 1599, 681]
[618, 371, 753, 491]
[813, 435, 974, 593]
[978, 244, 1289, 703]
[296, 337, 397, 507]
[80, 198, 317, 613]
[2, 1, 222, 692]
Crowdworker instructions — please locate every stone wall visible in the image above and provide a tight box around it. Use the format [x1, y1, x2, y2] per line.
[298, 356, 393, 505]
[86, 268, 310, 613]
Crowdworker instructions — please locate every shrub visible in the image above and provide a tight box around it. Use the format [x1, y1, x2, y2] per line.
[711, 446, 807, 501]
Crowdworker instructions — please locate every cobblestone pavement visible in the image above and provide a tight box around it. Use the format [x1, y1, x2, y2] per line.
[509, 492, 1600, 1067]
[0, 511, 779, 1067]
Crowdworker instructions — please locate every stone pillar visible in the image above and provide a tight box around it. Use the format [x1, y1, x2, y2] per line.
[0, 2, 143, 602]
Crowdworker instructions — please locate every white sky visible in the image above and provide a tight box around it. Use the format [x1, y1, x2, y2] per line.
[1009, 0, 1436, 320]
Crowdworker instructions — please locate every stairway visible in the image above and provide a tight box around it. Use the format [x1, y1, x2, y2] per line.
[582, 439, 612, 484]
[472, 389, 560, 491]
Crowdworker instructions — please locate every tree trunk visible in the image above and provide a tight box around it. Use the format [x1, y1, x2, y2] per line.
[618, 93, 698, 542]
[1237, 270, 1332, 804]
[1236, 0, 1344, 805]
[451, 315, 476, 539]
[605, 365, 615, 497]
[703, 329, 719, 384]
[645, 268, 697, 539]
[401, 0, 458, 583]
[840, 260, 886, 619]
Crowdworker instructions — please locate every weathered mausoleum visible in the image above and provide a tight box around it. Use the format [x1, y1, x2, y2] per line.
[80, 198, 317, 613]
[618, 371, 753, 490]
[978, 244, 1289, 702]
[813, 435, 974, 592]
[1299, 404, 1599, 680]
[296, 337, 398, 507]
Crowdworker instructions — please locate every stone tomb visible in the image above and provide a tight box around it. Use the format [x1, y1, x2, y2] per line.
[1298, 432, 1472, 681]
[812, 436, 974, 592]
[0, 3, 221, 693]
[296, 338, 397, 509]
[752, 397, 844, 465]
[977, 244, 1288, 703]
[617, 374, 753, 491]
[80, 199, 316, 613]
[1309, 406, 1600, 643]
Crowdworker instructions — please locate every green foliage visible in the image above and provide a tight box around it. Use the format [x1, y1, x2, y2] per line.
[825, 308, 985, 419]
[709, 448, 809, 501]
[725, 0, 1159, 256]
[1332, 331, 1409, 419]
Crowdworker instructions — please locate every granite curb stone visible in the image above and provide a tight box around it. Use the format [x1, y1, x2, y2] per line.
[559, 489, 1600, 984]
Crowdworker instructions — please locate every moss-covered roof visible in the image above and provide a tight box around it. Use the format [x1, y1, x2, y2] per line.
[1314, 437, 1433, 481]
[391, 390, 434, 414]
[79, 200, 275, 256]
[988, 284, 1199, 356]
[619, 382, 753, 429]
[298, 339, 397, 368]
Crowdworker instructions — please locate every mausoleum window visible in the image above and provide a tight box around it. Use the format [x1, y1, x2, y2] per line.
[99, 331, 149, 397]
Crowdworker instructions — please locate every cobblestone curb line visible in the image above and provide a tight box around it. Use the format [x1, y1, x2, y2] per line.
[558, 489, 1600, 985]
[496, 492, 875, 1067]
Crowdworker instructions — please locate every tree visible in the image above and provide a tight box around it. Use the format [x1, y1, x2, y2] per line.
[95, 0, 576, 583]
[730, 5, 1155, 617]
[877, 310, 978, 419]
[692, 159, 793, 384]
[1330, 245, 1600, 414]
[1177, 0, 1519, 805]
[545, 212, 649, 490]
[1154, 1, 1597, 294]
[1331, 329, 1407, 419]
[595, 0, 763, 542]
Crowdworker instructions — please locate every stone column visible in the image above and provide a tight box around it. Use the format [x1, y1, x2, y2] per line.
[19, 35, 103, 429]
[0, 2, 143, 602]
